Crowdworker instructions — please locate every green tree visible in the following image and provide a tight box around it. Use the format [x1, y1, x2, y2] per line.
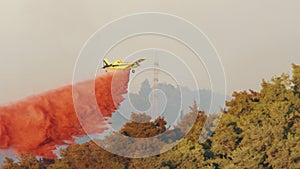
[2, 153, 45, 169]
[48, 141, 128, 169]
[292, 64, 300, 93]
[3, 64, 300, 169]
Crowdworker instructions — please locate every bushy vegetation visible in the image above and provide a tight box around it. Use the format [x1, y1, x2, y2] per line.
[2, 64, 300, 169]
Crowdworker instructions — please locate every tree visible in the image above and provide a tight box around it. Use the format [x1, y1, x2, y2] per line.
[103, 113, 168, 158]
[119, 112, 167, 138]
[2, 153, 45, 169]
[3, 64, 300, 169]
[48, 141, 128, 169]
[292, 64, 300, 93]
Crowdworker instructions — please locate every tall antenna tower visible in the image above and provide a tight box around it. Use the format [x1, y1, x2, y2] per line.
[152, 54, 159, 118]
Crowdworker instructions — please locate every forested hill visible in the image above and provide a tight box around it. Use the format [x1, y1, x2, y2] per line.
[2, 64, 300, 169]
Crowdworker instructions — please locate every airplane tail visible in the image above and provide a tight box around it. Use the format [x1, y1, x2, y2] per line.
[103, 58, 111, 67]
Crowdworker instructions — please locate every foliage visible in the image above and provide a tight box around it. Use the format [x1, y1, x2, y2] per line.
[1, 153, 45, 169]
[2, 64, 300, 169]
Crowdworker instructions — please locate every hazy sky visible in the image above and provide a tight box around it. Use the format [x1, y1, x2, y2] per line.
[0, 0, 300, 104]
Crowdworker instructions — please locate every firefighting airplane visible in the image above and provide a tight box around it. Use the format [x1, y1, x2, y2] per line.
[102, 58, 146, 73]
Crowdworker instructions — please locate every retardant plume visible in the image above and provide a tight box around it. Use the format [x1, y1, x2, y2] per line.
[0, 69, 130, 158]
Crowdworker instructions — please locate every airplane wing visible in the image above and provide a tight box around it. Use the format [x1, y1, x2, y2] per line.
[126, 58, 146, 68]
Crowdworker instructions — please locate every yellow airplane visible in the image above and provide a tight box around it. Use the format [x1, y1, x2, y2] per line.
[102, 58, 146, 73]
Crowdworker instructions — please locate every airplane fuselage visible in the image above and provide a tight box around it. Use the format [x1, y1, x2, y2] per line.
[102, 58, 145, 73]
